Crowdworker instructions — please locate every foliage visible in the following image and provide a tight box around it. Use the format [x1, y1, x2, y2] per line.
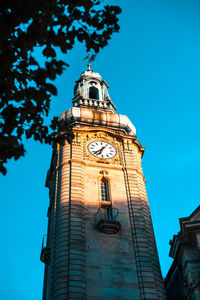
[0, 0, 121, 174]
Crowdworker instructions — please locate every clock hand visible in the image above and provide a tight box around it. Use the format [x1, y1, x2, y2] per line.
[93, 145, 107, 155]
[93, 149, 102, 154]
[99, 146, 106, 154]
[93, 148, 101, 154]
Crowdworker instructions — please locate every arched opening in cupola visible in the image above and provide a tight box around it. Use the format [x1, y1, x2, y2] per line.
[89, 86, 99, 99]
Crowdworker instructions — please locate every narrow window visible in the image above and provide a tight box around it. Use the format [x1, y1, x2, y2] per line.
[89, 86, 99, 99]
[101, 178, 110, 202]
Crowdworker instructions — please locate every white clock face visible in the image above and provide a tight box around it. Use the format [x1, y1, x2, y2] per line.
[88, 141, 116, 159]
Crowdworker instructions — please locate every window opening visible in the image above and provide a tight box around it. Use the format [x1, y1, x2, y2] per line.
[89, 86, 99, 99]
[101, 179, 109, 202]
[97, 178, 121, 233]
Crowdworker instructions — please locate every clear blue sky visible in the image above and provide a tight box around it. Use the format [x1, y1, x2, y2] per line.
[1, 0, 200, 299]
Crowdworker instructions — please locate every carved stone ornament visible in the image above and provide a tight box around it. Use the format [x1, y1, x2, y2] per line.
[184, 270, 200, 296]
[99, 170, 108, 176]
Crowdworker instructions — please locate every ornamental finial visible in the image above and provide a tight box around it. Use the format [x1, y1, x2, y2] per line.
[82, 52, 96, 70]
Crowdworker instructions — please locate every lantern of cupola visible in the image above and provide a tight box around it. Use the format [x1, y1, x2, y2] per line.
[72, 70, 116, 112]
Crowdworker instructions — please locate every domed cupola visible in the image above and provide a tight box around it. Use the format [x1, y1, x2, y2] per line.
[72, 70, 116, 113]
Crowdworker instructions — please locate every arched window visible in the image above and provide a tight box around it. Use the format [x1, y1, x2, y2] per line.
[101, 178, 110, 202]
[89, 86, 99, 99]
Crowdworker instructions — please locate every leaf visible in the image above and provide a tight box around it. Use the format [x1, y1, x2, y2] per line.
[43, 45, 56, 58]
[45, 83, 57, 96]
[0, 0, 121, 175]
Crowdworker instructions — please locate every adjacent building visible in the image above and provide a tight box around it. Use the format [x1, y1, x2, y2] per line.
[165, 206, 200, 300]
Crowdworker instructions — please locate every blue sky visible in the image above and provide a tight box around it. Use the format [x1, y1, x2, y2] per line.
[1, 1, 200, 299]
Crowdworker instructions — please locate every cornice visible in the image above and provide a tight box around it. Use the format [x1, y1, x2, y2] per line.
[60, 107, 136, 136]
[56, 158, 145, 181]
[169, 218, 200, 259]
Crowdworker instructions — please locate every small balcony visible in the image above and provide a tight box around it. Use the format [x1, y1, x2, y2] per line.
[97, 207, 121, 234]
[40, 235, 51, 265]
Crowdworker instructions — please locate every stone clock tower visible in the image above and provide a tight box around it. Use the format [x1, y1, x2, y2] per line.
[41, 68, 166, 299]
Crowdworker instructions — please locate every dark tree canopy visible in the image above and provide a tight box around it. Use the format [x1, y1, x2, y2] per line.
[0, 0, 121, 175]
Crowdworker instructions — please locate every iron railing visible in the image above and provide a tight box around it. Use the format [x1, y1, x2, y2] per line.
[97, 207, 120, 223]
[41, 234, 48, 249]
[40, 234, 51, 264]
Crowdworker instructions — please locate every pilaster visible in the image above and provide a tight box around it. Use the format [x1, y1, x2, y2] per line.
[68, 139, 85, 299]
[122, 140, 166, 299]
[53, 142, 71, 299]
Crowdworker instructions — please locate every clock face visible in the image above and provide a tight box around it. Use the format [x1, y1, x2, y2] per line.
[88, 141, 117, 159]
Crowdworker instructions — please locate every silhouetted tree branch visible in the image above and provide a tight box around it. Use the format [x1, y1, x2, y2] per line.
[0, 0, 121, 174]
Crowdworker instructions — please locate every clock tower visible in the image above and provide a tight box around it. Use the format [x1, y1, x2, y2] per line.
[41, 68, 166, 299]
